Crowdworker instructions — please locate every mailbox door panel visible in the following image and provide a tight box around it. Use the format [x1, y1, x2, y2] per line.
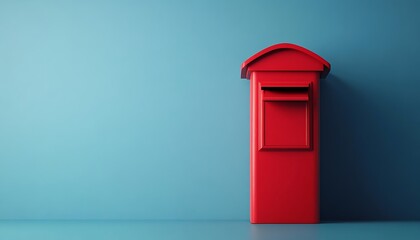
[250, 71, 320, 223]
[264, 101, 309, 147]
[259, 85, 311, 150]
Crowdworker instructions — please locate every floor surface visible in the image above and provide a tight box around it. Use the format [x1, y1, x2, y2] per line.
[0, 221, 419, 240]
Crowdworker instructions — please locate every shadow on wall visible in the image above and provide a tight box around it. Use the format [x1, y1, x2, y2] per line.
[320, 74, 420, 221]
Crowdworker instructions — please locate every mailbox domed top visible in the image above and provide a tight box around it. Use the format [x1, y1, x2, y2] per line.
[241, 43, 331, 79]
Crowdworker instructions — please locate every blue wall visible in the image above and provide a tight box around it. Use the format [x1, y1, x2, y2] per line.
[0, 0, 419, 220]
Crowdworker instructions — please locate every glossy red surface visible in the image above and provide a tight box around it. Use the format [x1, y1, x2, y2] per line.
[241, 44, 330, 223]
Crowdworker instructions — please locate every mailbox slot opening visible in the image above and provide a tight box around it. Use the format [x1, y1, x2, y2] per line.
[259, 85, 311, 150]
[261, 86, 309, 101]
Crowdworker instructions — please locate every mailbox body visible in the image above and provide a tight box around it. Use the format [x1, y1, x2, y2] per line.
[241, 44, 330, 224]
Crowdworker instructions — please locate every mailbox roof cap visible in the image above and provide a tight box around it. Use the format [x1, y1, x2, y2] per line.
[241, 43, 331, 79]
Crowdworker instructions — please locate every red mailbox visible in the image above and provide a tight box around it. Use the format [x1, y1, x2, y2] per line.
[241, 43, 330, 223]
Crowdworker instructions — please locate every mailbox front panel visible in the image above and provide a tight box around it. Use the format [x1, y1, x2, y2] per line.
[250, 71, 320, 223]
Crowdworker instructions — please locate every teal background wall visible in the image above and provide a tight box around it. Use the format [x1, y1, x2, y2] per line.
[0, 0, 419, 220]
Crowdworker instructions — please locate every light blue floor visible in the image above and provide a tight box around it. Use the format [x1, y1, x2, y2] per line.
[0, 221, 419, 240]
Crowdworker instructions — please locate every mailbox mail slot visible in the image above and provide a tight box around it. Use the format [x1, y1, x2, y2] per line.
[260, 84, 311, 150]
[240, 43, 330, 224]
